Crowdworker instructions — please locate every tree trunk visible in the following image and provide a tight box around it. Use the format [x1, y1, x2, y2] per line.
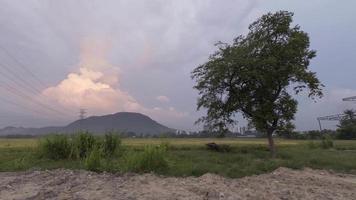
[267, 130, 276, 158]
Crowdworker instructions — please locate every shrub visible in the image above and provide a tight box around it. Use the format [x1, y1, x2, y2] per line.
[73, 132, 96, 158]
[39, 135, 72, 160]
[85, 147, 102, 172]
[125, 145, 168, 173]
[101, 132, 121, 158]
[206, 143, 232, 152]
[158, 141, 171, 151]
[321, 135, 334, 149]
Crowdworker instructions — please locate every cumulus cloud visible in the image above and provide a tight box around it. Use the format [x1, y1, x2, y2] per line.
[42, 38, 187, 126]
[0, 0, 262, 129]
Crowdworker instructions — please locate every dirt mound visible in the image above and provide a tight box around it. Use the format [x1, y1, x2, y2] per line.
[0, 167, 355, 200]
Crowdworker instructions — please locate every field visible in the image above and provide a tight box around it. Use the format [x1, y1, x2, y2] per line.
[0, 137, 356, 178]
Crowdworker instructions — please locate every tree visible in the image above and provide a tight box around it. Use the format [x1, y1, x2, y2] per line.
[191, 11, 323, 157]
[337, 109, 356, 139]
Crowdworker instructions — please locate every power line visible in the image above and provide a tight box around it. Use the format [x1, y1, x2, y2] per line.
[0, 96, 56, 118]
[0, 34, 77, 122]
[0, 80, 71, 118]
[0, 62, 74, 116]
[0, 45, 46, 89]
[0, 63, 42, 95]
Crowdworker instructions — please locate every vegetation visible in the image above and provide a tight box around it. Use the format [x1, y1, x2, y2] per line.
[337, 109, 356, 139]
[101, 132, 121, 157]
[73, 132, 97, 159]
[124, 145, 168, 173]
[191, 11, 323, 156]
[1, 137, 356, 177]
[84, 147, 102, 172]
[36, 132, 122, 172]
[38, 135, 72, 160]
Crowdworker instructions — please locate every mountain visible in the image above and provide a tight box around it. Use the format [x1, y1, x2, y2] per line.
[65, 112, 174, 135]
[0, 112, 175, 136]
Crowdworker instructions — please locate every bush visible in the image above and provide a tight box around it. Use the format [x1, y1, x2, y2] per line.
[85, 147, 102, 172]
[125, 145, 168, 173]
[206, 143, 232, 152]
[321, 135, 334, 149]
[158, 141, 171, 151]
[73, 132, 96, 158]
[39, 135, 72, 160]
[101, 132, 121, 157]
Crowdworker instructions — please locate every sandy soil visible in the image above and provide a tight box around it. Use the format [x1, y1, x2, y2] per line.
[0, 167, 355, 200]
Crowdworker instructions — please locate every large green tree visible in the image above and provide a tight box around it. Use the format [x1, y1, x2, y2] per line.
[192, 11, 323, 156]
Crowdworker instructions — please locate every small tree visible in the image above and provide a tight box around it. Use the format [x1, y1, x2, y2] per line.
[337, 109, 356, 139]
[191, 11, 323, 157]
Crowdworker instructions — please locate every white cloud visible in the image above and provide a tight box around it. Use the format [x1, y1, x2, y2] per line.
[156, 95, 170, 103]
[41, 38, 187, 127]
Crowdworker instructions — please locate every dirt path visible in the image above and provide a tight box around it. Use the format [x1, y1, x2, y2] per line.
[0, 167, 355, 200]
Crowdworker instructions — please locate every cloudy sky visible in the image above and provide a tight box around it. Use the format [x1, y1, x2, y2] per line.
[0, 0, 355, 131]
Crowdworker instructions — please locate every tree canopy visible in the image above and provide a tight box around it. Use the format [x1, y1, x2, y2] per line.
[192, 11, 323, 156]
[337, 109, 356, 139]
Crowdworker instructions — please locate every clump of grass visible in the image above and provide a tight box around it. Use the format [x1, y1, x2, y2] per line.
[158, 141, 171, 151]
[38, 134, 72, 160]
[321, 135, 334, 149]
[307, 140, 319, 149]
[85, 147, 102, 172]
[206, 142, 232, 152]
[124, 145, 168, 173]
[38, 131, 122, 161]
[101, 132, 121, 158]
[73, 132, 96, 159]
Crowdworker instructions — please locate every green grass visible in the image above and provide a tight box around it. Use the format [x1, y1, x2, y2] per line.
[0, 138, 356, 178]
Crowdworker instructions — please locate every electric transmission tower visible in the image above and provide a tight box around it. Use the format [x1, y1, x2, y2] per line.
[79, 108, 87, 120]
[317, 95, 356, 130]
[342, 96, 356, 102]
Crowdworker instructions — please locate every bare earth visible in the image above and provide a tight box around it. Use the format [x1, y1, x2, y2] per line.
[0, 167, 356, 200]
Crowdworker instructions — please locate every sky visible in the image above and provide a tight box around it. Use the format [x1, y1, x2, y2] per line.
[0, 0, 355, 131]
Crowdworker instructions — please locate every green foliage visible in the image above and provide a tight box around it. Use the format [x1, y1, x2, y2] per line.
[73, 132, 96, 158]
[124, 145, 168, 173]
[101, 132, 121, 158]
[85, 147, 102, 172]
[38, 132, 122, 161]
[337, 109, 356, 139]
[307, 141, 319, 149]
[2, 138, 356, 177]
[38, 135, 72, 160]
[191, 11, 323, 154]
[206, 143, 232, 152]
[158, 141, 171, 151]
[321, 135, 334, 149]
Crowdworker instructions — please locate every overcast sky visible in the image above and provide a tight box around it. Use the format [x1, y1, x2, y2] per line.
[0, 0, 355, 131]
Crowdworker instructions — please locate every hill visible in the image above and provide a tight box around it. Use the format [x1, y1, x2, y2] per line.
[0, 112, 174, 136]
[65, 112, 174, 135]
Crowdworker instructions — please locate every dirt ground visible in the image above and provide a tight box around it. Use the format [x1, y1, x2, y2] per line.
[0, 167, 355, 200]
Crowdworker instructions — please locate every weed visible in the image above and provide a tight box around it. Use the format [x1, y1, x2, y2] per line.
[101, 132, 121, 157]
[85, 147, 102, 172]
[124, 145, 168, 173]
[73, 132, 96, 158]
[321, 135, 334, 149]
[38, 135, 72, 160]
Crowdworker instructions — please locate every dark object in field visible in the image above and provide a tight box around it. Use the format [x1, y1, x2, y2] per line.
[206, 142, 231, 152]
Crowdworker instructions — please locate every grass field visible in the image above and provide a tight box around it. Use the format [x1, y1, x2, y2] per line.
[0, 137, 356, 178]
